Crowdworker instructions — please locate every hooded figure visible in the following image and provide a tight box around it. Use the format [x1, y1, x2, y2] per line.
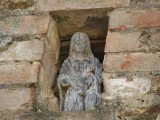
[57, 32, 102, 111]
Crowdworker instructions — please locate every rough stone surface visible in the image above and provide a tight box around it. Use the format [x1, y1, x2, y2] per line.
[36, 40, 59, 112]
[41, 40, 58, 81]
[109, 9, 160, 31]
[131, 0, 160, 9]
[105, 31, 160, 53]
[37, 0, 130, 11]
[0, 40, 44, 62]
[0, 88, 35, 112]
[50, 9, 109, 39]
[103, 52, 160, 72]
[102, 72, 160, 119]
[149, 33, 160, 52]
[0, 36, 12, 51]
[47, 18, 60, 63]
[117, 104, 160, 120]
[0, 15, 50, 36]
[105, 31, 142, 53]
[18, 109, 117, 120]
[0, 0, 35, 9]
[36, 66, 59, 112]
[103, 73, 151, 99]
[0, 61, 40, 85]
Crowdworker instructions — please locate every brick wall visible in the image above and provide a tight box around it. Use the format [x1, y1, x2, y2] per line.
[103, 0, 160, 119]
[0, 0, 131, 114]
[0, 0, 60, 114]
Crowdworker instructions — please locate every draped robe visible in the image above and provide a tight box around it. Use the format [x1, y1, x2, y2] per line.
[57, 32, 102, 111]
[58, 57, 102, 111]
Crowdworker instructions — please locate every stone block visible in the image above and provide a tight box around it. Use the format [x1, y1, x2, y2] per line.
[0, 61, 41, 85]
[103, 52, 160, 72]
[0, 40, 44, 61]
[0, 0, 34, 9]
[36, 66, 58, 112]
[109, 9, 160, 31]
[102, 72, 160, 119]
[105, 31, 142, 53]
[0, 36, 12, 50]
[0, 88, 35, 112]
[41, 40, 58, 80]
[102, 73, 151, 99]
[105, 31, 160, 53]
[37, 0, 130, 11]
[47, 18, 60, 63]
[36, 39, 58, 112]
[0, 15, 50, 35]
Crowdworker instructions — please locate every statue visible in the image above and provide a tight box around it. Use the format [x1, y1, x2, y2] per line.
[57, 32, 102, 111]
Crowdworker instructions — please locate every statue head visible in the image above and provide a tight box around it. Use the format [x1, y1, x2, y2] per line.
[69, 32, 93, 58]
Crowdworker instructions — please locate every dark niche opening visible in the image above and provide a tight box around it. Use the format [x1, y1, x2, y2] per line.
[50, 8, 109, 65]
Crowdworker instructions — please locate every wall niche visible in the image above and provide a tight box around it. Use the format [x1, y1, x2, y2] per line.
[44, 8, 110, 112]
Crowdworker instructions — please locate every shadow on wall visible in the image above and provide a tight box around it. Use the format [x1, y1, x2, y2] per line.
[49, 8, 110, 64]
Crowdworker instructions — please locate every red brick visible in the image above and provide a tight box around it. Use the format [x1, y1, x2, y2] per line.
[37, 0, 130, 11]
[103, 52, 160, 72]
[105, 31, 142, 53]
[0, 88, 35, 111]
[109, 9, 160, 30]
[0, 61, 41, 85]
[0, 40, 44, 61]
[0, 15, 50, 35]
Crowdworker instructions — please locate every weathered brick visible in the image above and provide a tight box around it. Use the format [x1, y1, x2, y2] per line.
[0, 40, 44, 61]
[105, 31, 142, 53]
[105, 31, 160, 53]
[0, 61, 41, 85]
[109, 9, 160, 30]
[131, 0, 160, 8]
[103, 52, 160, 72]
[149, 33, 160, 51]
[37, 0, 130, 11]
[102, 73, 151, 99]
[0, 88, 35, 111]
[0, 15, 50, 35]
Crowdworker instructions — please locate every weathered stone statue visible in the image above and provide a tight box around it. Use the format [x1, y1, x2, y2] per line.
[57, 32, 102, 111]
